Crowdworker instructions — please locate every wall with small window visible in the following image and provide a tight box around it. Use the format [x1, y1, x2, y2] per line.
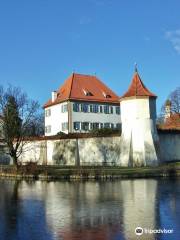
[45, 101, 69, 136]
[45, 108, 51, 117]
[44, 101, 121, 135]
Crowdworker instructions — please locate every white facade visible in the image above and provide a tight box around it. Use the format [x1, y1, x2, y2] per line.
[120, 97, 159, 166]
[45, 101, 121, 136]
[45, 102, 69, 136]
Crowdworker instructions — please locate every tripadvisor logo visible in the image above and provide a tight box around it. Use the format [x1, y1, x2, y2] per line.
[135, 227, 143, 236]
[135, 226, 173, 235]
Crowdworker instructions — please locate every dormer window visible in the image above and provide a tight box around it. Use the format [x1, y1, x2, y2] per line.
[102, 91, 111, 98]
[83, 89, 93, 96]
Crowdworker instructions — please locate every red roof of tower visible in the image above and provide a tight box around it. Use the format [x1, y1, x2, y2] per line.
[121, 71, 157, 99]
[44, 73, 120, 108]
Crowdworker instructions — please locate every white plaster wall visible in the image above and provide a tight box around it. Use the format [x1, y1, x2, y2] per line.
[45, 102, 69, 136]
[19, 141, 47, 164]
[78, 137, 120, 165]
[16, 136, 120, 166]
[120, 98, 159, 167]
[1, 132, 179, 165]
[121, 98, 156, 123]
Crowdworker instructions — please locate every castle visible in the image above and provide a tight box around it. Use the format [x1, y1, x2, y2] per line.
[0, 69, 180, 166]
[43, 68, 160, 166]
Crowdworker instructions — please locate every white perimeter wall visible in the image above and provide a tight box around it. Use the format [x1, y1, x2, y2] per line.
[1, 132, 179, 165]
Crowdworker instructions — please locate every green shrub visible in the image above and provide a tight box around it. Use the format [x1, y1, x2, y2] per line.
[89, 128, 120, 135]
[56, 131, 66, 136]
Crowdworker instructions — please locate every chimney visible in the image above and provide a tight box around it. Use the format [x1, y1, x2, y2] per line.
[52, 91, 57, 102]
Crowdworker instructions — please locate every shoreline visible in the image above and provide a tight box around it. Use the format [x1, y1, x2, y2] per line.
[0, 163, 179, 180]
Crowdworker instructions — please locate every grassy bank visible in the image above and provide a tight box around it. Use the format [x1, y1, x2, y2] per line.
[0, 162, 180, 180]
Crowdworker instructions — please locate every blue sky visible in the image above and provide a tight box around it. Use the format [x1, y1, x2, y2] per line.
[0, 0, 180, 113]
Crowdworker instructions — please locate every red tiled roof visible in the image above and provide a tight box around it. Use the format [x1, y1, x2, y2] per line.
[161, 113, 180, 130]
[121, 71, 157, 99]
[44, 73, 120, 108]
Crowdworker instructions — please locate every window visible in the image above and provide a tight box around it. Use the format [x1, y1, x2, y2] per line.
[45, 109, 51, 117]
[102, 92, 111, 98]
[100, 123, 103, 129]
[111, 123, 114, 128]
[82, 103, 89, 113]
[61, 104, 68, 113]
[45, 125, 51, 133]
[74, 122, 80, 131]
[99, 106, 103, 113]
[104, 105, 109, 114]
[93, 104, 99, 113]
[62, 122, 68, 131]
[73, 103, 80, 112]
[104, 123, 110, 128]
[89, 105, 93, 113]
[116, 123, 121, 129]
[83, 89, 93, 96]
[90, 122, 93, 130]
[93, 122, 99, 129]
[116, 106, 120, 115]
[79, 104, 83, 112]
[82, 122, 89, 131]
[110, 106, 113, 114]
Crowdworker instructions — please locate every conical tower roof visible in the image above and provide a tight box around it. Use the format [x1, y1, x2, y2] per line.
[121, 70, 157, 99]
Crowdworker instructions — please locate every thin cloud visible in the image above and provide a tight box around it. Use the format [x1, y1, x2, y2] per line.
[79, 17, 92, 25]
[144, 36, 150, 41]
[165, 29, 180, 54]
[88, 0, 112, 6]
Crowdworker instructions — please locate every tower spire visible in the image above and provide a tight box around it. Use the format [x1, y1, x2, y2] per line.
[134, 62, 138, 73]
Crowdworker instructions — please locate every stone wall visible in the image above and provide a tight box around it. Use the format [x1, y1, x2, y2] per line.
[17, 136, 121, 166]
[0, 131, 179, 165]
[159, 131, 180, 162]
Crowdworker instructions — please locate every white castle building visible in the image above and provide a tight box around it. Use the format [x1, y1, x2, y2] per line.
[44, 73, 121, 135]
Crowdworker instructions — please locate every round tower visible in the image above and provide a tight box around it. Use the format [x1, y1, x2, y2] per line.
[120, 68, 159, 167]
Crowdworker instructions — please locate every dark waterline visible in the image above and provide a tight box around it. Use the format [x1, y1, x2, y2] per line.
[0, 179, 179, 240]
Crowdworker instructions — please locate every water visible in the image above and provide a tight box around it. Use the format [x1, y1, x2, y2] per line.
[0, 179, 179, 240]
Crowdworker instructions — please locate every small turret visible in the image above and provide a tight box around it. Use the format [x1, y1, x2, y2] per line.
[165, 99, 171, 119]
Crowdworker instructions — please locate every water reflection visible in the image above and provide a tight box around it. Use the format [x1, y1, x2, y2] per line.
[0, 179, 179, 240]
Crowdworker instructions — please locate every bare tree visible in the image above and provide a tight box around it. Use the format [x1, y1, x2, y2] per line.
[0, 85, 42, 167]
[168, 87, 180, 114]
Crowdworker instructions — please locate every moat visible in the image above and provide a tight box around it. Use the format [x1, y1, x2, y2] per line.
[0, 178, 179, 240]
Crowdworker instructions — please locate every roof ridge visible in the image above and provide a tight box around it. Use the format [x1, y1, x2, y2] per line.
[69, 73, 74, 98]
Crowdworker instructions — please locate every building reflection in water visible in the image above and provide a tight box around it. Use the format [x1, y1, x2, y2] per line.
[44, 180, 157, 240]
[0, 179, 179, 240]
[121, 180, 157, 240]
